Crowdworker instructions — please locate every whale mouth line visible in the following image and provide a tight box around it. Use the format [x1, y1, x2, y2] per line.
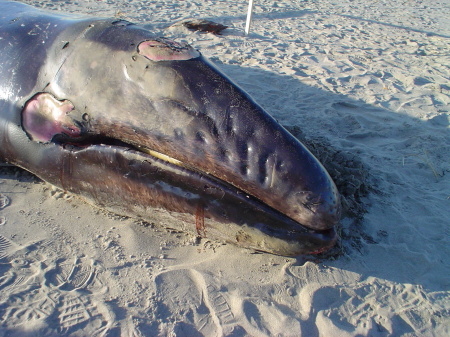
[54, 133, 199, 173]
[53, 133, 332, 237]
[20, 89, 338, 237]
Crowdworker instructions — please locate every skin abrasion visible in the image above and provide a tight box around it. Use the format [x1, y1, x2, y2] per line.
[22, 93, 81, 143]
[138, 39, 200, 62]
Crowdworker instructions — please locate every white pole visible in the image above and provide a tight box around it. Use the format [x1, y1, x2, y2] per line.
[245, 0, 254, 35]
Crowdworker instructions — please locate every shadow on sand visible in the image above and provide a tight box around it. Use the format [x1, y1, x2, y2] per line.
[212, 59, 448, 292]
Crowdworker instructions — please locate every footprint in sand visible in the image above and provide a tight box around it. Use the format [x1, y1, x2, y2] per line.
[0, 235, 22, 261]
[241, 298, 302, 336]
[300, 281, 432, 336]
[0, 194, 10, 210]
[56, 294, 113, 336]
[46, 257, 96, 291]
[152, 269, 237, 336]
[0, 236, 113, 335]
[43, 257, 114, 334]
[0, 195, 10, 226]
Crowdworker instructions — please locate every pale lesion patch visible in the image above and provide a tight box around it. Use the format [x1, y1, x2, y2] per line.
[22, 93, 81, 143]
[138, 39, 200, 62]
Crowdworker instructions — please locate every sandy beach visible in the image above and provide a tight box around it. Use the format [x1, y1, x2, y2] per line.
[0, 0, 449, 336]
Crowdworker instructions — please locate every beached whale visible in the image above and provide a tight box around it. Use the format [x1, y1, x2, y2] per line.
[0, 1, 340, 255]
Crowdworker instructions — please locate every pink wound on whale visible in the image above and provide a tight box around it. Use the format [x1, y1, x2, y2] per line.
[138, 39, 200, 61]
[22, 93, 80, 143]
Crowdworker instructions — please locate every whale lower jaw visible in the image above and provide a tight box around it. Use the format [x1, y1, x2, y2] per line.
[53, 141, 337, 256]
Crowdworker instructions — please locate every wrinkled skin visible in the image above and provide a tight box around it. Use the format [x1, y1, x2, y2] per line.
[0, 1, 341, 256]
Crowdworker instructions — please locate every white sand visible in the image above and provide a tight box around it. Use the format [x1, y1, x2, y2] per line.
[0, 0, 449, 335]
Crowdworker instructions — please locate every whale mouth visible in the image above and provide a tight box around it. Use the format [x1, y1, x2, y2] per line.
[47, 130, 337, 254]
[20, 55, 340, 255]
[21, 91, 339, 245]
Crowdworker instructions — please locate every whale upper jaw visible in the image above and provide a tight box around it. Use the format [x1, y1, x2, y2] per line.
[40, 35, 341, 231]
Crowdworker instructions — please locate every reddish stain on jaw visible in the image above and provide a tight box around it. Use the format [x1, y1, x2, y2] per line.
[196, 204, 206, 238]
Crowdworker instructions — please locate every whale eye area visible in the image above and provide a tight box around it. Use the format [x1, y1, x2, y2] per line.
[138, 39, 200, 62]
[22, 93, 81, 143]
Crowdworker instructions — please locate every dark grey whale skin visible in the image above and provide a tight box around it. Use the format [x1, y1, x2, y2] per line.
[0, 1, 340, 256]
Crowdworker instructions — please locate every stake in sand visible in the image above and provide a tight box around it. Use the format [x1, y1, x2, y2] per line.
[245, 0, 254, 35]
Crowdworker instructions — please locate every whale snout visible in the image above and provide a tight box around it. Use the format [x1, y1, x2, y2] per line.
[294, 187, 342, 231]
